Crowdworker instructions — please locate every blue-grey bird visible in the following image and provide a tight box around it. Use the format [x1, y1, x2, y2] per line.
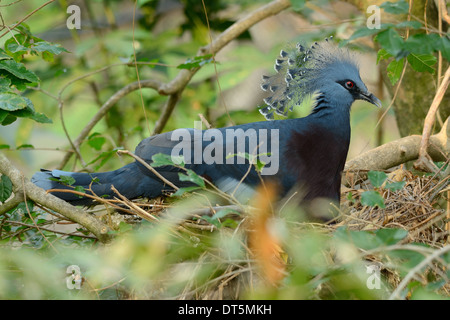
[32, 38, 381, 218]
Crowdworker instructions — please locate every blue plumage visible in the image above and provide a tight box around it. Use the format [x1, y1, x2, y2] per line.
[32, 39, 381, 214]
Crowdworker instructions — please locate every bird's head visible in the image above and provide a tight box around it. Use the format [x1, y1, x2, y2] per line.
[259, 38, 381, 120]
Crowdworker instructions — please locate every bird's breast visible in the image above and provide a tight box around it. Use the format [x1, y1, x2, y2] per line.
[281, 124, 350, 200]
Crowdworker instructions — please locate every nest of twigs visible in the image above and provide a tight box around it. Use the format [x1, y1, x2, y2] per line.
[76, 166, 449, 299]
[339, 168, 449, 246]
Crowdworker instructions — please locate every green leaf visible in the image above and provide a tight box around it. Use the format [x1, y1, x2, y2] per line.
[211, 208, 240, 220]
[0, 77, 11, 91]
[435, 36, 450, 62]
[387, 247, 426, 275]
[368, 170, 388, 188]
[32, 41, 68, 55]
[0, 48, 12, 61]
[6, 43, 29, 54]
[255, 158, 266, 172]
[361, 190, 385, 208]
[200, 215, 222, 228]
[386, 58, 405, 85]
[58, 175, 76, 186]
[17, 144, 34, 149]
[178, 169, 205, 188]
[87, 148, 122, 171]
[26, 111, 52, 124]
[0, 175, 13, 202]
[395, 20, 422, 29]
[291, 0, 305, 11]
[385, 181, 406, 191]
[1, 114, 17, 126]
[377, 48, 392, 64]
[403, 34, 436, 55]
[334, 227, 379, 250]
[380, 0, 409, 14]
[407, 53, 436, 74]
[74, 186, 85, 194]
[0, 92, 28, 111]
[375, 28, 406, 58]
[0, 59, 39, 83]
[88, 132, 106, 151]
[3, 96, 52, 124]
[151, 153, 184, 167]
[137, 0, 155, 6]
[345, 25, 391, 44]
[177, 54, 214, 70]
[171, 186, 202, 197]
[0, 144, 10, 149]
[374, 228, 408, 245]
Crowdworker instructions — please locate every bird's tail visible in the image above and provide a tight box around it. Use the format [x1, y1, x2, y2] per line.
[31, 162, 166, 205]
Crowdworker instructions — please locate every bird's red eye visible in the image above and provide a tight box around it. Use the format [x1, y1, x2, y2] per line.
[345, 81, 354, 89]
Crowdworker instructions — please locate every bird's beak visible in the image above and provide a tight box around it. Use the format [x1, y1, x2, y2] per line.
[359, 91, 382, 108]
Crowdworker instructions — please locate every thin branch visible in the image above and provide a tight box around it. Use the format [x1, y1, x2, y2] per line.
[344, 116, 450, 179]
[116, 150, 179, 191]
[56, 0, 291, 168]
[0, 0, 56, 38]
[439, 0, 450, 25]
[0, 152, 112, 243]
[111, 185, 159, 222]
[414, 66, 450, 173]
[158, 0, 291, 96]
[131, 0, 151, 136]
[0, 191, 24, 215]
[389, 245, 450, 300]
[152, 91, 182, 135]
[58, 79, 162, 169]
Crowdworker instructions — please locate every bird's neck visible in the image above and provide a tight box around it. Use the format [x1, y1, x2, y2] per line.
[309, 102, 351, 141]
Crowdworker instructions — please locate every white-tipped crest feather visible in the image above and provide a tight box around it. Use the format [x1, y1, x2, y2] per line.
[259, 37, 358, 120]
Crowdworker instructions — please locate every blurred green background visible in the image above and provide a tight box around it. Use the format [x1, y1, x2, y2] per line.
[0, 0, 399, 177]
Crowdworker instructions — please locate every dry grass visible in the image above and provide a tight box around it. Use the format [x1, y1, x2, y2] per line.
[42, 167, 449, 299]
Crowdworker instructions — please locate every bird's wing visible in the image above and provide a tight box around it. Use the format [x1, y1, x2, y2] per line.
[133, 123, 279, 199]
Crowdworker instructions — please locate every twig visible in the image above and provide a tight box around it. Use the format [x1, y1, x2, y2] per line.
[0, 191, 24, 215]
[58, 79, 162, 169]
[111, 185, 159, 222]
[57, 0, 291, 168]
[198, 114, 212, 129]
[0, 0, 56, 38]
[116, 150, 179, 191]
[344, 119, 449, 176]
[201, 0, 233, 125]
[21, 175, 59, 252]
[439, 0, 450, 26]
[3, 220, 96, 239]
[0, 152, 112, 243]
[131, 0, 151, 136]
[389, 245, 450, 300]
[414, 66, 450, 173]
[46, 188, 136, 215]
[152, 91, 182, 135]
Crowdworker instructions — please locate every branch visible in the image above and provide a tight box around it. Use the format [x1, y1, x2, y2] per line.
[116, 150, 179, 191]
[158, 0, 292, 96]
[0, 0, 56, 38]
[345, 117, 450, 174]
[0, 152, 113, 243]
[152, 91, 182, 135]
[414, 66, 450, 172]
[388, 245, 450, 300]
[58, 79, 162, 169]
[56, 0, 291, 169]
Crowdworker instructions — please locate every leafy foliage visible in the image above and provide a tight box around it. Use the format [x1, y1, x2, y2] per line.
[0, 0, 448, 301]
[0, 23, 68, 126]
[346, 0, 448, 85]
